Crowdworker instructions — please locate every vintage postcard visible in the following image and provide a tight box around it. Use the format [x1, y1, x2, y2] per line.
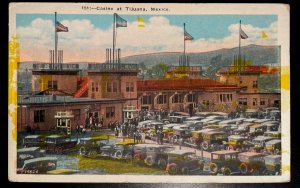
[8, 3, 290, 183]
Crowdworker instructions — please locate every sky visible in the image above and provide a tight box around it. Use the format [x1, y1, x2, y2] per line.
[16, 14, 278, 62]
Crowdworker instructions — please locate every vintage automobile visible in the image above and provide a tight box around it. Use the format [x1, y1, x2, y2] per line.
[166, 150, 204, 175]
[17, 147, 45, 168]
[250, 136, 274, 153]
[132, 144, 149, 163]
[238, 152, 267, 175]
[265, 139, 281, 155]
[264, 155, 281, 175]
[223, 135, 253, 151]
[143, 144, 174, 169]
[267, 110, 280, 121]
[183, 120, 204, 130]
[45, 135, 77, 154]
[112, 142, 135, 160]
[171, 126, 192, 143]
[248, 124, 267, 137]
[209, 150, 240, 175]
[201, 131, 228, 151]
[232, 123, 254, 136]
[244, 109, 259, 118]
[168, 115, 188, 124]
[263, 131, 281, 139]
[17, 157, 57, 174]
[23, 135, 44, 148]
[78, 137, 108, 157]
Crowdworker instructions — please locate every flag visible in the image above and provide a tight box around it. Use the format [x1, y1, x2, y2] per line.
[137, 16, 145, 28]
[56, 21, 68, 32]
[262, 31, 268, 39]
[240, 28, 248, 39]
[116, 14, 127, 28]
[184, 31, 193, 40]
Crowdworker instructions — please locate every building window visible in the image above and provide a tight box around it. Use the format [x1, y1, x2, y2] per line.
[187, 94, 196, 102]
[142, 95, 152, 105]
[96, 82, 99, 92]
[126, 82, 134, 92]
[202, 100, 209, 107]
[219, 94, 233, 103]
[106, 82, 118, 92]
[253, 81, 258, 88]
[172, 94, 183, 103]
[157, 94, 167, 104]
[113, 82, 118, 92]
[106, 107, 115, 118]
[253, 98, 257, 106]
[34, 110, 45, 123]
[92, 82, 95, 92]
[72, 109, 81, 121]
[47, 80, 57, 90]
[260, 98, 266, 106]
[238, 98, 247, 106]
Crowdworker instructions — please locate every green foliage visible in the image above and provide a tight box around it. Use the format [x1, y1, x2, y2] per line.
[257, 74, 280, 92]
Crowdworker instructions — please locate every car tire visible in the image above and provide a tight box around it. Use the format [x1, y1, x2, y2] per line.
[145, 156, 154, 166]
[223, 167, 231, 175]
[157, 158, 167, 169]
[210, 163, 218, 174]
[168, 164, 178, 175]
[240, 163, 248, 175]
[181, 167, 189, 175]
[114, 150, 123, 159]
[79, 147, 86, 156]
[88, 150, 98, 158]
[202, 141, 209, 151]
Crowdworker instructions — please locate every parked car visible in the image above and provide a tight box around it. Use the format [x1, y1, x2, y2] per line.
[248, 124, 267, 137]
[132, 144, 149, 163]
[238, 152, 267, 175]
[264, 155, 281, 175]
[265, 139, 281, 155]
[23, 135, 44, 148]
[209, 150, 240, 175]
[79, 137, 108, 157]
[143, 144, 174, 169]
[251, 136, 274, 153]
[166, 150, 204, 175]
[224, 135, 253, 151]
[233, 123, 253, 136]
[17, 147, 45, 168]
[45, 135, 77, 154]
[17, 157, 57, 174]
[112, 142, 135, 160]
[168, 116, 188, 124]
[263, 131, 281, 139]
[201, 131, 228, 151]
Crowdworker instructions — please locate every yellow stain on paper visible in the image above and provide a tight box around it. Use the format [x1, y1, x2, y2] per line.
[281, 66, 290, 91]
[282, 165, 291, 173]
[9, 36, 20, 142]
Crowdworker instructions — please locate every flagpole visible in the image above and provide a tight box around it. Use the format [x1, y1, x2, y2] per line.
[55, 12, 58, 67]
[183, 23, 186, 56]
[113, 13, 116, 65]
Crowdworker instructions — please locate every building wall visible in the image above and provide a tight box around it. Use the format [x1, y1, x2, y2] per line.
[17, 102, 124, 132]
[219, 74, 259, 93]
[237, 93, 280, 109]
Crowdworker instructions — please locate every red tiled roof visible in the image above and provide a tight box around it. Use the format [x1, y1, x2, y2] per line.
[217, 66, 279, 75]
[137, 79, 241, 91]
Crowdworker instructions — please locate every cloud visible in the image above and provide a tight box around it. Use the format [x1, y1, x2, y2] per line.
[17, 17, 277, 62]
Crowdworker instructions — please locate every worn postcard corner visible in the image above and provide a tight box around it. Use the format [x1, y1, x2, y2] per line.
[8, 3, 290, 183]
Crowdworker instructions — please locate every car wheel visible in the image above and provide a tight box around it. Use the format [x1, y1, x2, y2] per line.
[157, 158, 167, 169]
[168, 164, 178, 175]
[240, 163, 248, 175]
[209, 163, 218, 174]
[223, 167, 231, 175]
[89, 150, 98, 158]
[79, 147, 86, 156]
[202, 141, 209, 151]
[181, 167, 189, 175]
[144, 156, 154, 166]
[114, 150, 123, 159]
[252, 169, 260, 175]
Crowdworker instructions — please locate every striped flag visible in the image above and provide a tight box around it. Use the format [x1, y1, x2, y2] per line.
[56, 21, 68, 32]
[137, 16, 145, 28]
[184, 31, 193, 41]
[116, 14, 127, 28]
[240, 28, 248, 39]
